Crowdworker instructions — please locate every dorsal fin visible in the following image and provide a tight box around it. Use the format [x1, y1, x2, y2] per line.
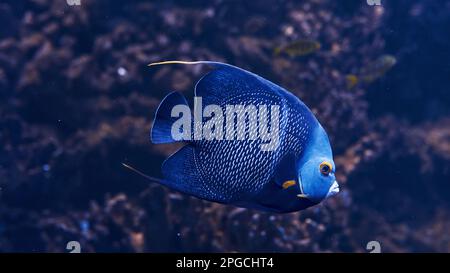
[149, 60, 284, 106]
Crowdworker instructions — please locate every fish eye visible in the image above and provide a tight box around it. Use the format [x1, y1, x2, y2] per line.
[319, 162, 332, 176]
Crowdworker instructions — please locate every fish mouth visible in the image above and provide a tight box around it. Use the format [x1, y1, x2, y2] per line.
[325, 180, 340, 198]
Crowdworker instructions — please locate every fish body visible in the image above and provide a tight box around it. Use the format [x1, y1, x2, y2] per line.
[149, 61, 338, 213]
[274, 40, 321, 57]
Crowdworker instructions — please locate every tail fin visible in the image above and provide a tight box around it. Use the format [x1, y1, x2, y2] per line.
[151, 92, 190, 144]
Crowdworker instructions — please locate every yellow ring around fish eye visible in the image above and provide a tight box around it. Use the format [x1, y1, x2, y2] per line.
[319, 162, 332, 176]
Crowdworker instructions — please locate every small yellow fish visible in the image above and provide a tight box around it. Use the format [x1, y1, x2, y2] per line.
[274, 40, 321, 57]
[346, 55, 397, 88]
[345, 74, 359, 89]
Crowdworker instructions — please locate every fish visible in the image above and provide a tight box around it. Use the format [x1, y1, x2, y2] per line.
[274, 40, 321, 57]
[127, 60, 339, 213]
[346, 55, 397, 88]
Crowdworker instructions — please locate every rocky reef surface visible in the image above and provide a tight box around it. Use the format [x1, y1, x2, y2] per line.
[0, 0, 449, 252]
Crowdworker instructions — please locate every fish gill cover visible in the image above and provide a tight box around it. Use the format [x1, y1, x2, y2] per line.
[0, 0, 449, 252]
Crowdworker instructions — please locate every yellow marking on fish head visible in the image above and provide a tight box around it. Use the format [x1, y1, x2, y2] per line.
[282, 180, 297, 189]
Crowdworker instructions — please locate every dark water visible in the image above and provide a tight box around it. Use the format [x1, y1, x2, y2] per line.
[0, 0, 449, 252]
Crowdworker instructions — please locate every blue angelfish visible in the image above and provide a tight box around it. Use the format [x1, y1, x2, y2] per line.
[127, 61, 339, 213]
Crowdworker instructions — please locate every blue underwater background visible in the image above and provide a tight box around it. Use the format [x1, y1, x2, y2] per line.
[0, 0, 450, 252]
